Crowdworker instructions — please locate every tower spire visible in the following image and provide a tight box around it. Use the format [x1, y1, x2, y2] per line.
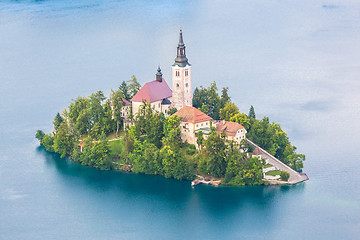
[156, 65, 162, 82]
[174, 27, 189, 67]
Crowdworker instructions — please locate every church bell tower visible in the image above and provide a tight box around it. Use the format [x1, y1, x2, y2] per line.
[172, 27, 192, 110]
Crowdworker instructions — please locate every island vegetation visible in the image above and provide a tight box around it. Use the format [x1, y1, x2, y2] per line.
[35, 77, 305, 186]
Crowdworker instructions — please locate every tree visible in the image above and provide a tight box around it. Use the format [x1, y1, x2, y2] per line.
[41, 133, 54, 152]
[219, 102, 239, 121]
[119, 81, 130, 101]
[89, 91, 106, 124]
[102, 99, 116, 134]
[249, 105, 256, 119]
[127, 75, 141, 99]
[110, 89, 125, 134]
[35, 130, 45, 142]
[202, 131, 227, 177]
[168, 107, 178, 115]
[162, 115, 182, 148]
[230, 113, 250, 131]
[53, 120, 75, 158]
[284, 150, 305, 172]
[220, 87, 231, 109]
[207, 82, 221, 119]
[196, 130, 204, 150]
[68, 96, 91, 135]
[247, 117, 276, 155]
[53, 113, 64, 133]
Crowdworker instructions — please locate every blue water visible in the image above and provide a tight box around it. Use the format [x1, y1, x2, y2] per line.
[1, 1, 360, 239]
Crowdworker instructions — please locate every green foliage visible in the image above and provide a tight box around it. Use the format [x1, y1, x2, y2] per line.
[53, 113, 64, 133]
[89, 91, 106, 124]
[41, 133, 55, 152]
[247, 117, 305, 171]
[90, 122, 104, 139]
[249, 105, 256, 119]
[224, 157, 264, 186]
[196, 130, 204, 150]
[68, 96, 91, 134]
[53, 121, 75, 158]
[285, 152, 305, 172]
[240, 139, 255, 153]
[35, 130, 45, 142]
[230, 113, 250, 131]
[247, 117, 276, 155]
[162, 115, 182, 148]
[119, 81, 131, 101]
[280, 171, 290, 181]
[73, 137, 112, 170]
[199, 131, 227, 178]
[127, 75, 141, 99]
[110, 89, 125, 134]
[219, 102, 239, 121]
[168, 107, 178, 116]
[220, 87, 231, 109]
[192, 82, 223, 119]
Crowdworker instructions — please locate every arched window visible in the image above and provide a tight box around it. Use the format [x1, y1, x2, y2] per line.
[177, 83, 179, 87]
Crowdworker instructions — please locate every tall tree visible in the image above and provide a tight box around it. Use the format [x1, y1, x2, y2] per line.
[249, 105, 256, 119]
[53, 120, 75, 158]
[127, 75, 141, 99]
[247, 117, 276, 155]
[119, 81, 130, 101]
[89, 91, 106, 124]
[110, 89, 125, 134]
[196, 130, 204, 150]
[53, 112, 64, 133]
[202, 131, 227, 177]
[220, 87, 231, 109]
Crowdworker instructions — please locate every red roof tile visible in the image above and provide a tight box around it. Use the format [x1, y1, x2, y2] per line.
[110, 98, 131, 107]
[173, 106, 213, 124]
[131, 79, 172, 103]
[122, 98, 131, 106]
[215, 120, 244, 137]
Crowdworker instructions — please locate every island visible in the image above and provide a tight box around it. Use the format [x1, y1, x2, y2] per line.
[35, 28, 308, 186]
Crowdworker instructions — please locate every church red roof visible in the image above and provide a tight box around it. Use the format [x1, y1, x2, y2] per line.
[173, 106, 213, 124]
[131, 79, 172, 103]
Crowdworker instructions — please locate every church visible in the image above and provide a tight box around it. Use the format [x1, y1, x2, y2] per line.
[125, 28, 192, 118]
[122, 28, 246, 145]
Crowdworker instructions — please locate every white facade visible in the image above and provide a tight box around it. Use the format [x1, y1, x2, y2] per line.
[172, 65, 192, 110]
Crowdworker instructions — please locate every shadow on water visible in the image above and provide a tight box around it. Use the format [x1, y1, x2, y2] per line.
[36, 146, 306, 210]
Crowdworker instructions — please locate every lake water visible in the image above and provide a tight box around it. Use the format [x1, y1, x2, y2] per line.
[1, 0, 360, 239]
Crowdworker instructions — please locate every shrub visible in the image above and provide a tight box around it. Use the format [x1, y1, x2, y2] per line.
[280, 171, 290, 181]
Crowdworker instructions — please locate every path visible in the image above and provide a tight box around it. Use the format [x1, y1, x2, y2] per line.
[246, 139, 308, 185]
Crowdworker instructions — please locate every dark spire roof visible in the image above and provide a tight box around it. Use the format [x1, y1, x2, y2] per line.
[174, 27, 190, 67]
[156, 66, 163, 82]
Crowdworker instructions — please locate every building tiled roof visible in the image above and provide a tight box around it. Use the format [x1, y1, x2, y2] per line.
[252, 147, 262, 156]
[215, 120, 245, 137]
[173, 106, 213, 123]
[110, 98, 131, 107]
[122, 98, 131, 106]
[131, 79, 172, 103]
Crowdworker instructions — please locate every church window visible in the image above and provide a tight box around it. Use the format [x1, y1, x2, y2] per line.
[176, 71, 180, 77]
[158, 103, 160, 108]
[185, 83, 188, 87]
[177, 83, 179, 88]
